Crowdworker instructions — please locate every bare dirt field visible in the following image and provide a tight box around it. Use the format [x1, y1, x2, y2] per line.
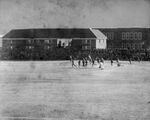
[0, 60, 150, 120]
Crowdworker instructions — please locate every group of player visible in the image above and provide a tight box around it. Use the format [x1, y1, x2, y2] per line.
[70, 54, 122, 70]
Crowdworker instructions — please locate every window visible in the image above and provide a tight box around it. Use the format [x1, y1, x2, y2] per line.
[124, 32, 127, 40]
[10, 46, 13, 49]
[122, 32, 125, 40]
[28, 40, 32, 44]
[110, 32, 114, 40]
[133, 43, 135, 48]
[137, 44, 139, 49]
[121, 43, 124, 48]
[109, 43, 113, 48]
[45, 40, 49, 43]
[128, 44, 131, 48]
[86, 46, 90, 50]
[140, 43, 143, 49]
[83, 40, 90, 44]
[130, 32, 134, 40]
[130, 43, 133, 48]
[29, 46, 32, 49]
[123, 43, 125, 48]
[82, 45, 90, 50]
[49, 40, 52, 44]
[44, 46, 47, 49]
[137, 32, 142, 40]
[127, 43, 130, 48]
[126, 32, 129, 40]
[124, 43, 126, 48]
[36, 40, 40, 44]
[132, 44, 135, 49]
[135, 44, 137, 48]
[86, 40, 89, 44]
[82, 40, 84, 44]
[105, 32, 114, 40]
[131, 32, 134, 40]
[45, 46, 51, 49]
[82, 46, 85, 50]
[121, 32, 143, 41]
[87, 40, 90, 43]
[45, 40, 52, 44]
[138, 44, 141, 49]
[139, 44, 141, 49]
[126, 43, 128, 48]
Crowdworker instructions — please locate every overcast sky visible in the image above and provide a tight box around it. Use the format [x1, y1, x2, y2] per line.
[0, 0, 150, 34]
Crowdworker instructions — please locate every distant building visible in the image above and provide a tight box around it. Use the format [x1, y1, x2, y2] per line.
[0, 35, 3, 59]
[2, 28, 106, 60]
[97, 28, 150, 50]
[0, 35, 3, 48]
[90, 28, 107, 49]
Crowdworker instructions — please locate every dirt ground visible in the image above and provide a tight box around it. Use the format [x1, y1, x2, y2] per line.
[0, 60, 150, 120]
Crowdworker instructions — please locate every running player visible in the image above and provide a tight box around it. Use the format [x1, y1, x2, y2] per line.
[78, 59, 81, 67]
[99, 57, 104, 70]
[88, 54, 92, 64]
[96, 57, 100, 64]
[129, 57, 132, 64]
[116, 57, 121, 67]
[82, 57, 85, 67]
[85, 57, 88, 66]
[70, 55, 77, 68]
[110, 58, 113, 66]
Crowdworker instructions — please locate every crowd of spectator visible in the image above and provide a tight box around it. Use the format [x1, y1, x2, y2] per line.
[71, 49, 150, 62]
[1, 47, 150, 61]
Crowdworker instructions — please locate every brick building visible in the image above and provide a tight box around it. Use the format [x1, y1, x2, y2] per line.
[98, 28, 150, 50]
[2, 28, 106, 60]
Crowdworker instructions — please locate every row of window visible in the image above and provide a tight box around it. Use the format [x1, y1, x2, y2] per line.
[82, 46, 91, 50]
[7, 40, 55, 44]
[104, 32, 114, 40]
[82, 40, 91, 44]
[82, 40, 92, 50]
[98, 39, 105, 43]
[108, 43, 144, 49]
[121, 43, 143, 49]
[82, 39, 105, 44]
[7, 45, 53, 50]
[103, 32, 143, 41]
[28, 40, 54, 44]
[122, 32, 142, 40]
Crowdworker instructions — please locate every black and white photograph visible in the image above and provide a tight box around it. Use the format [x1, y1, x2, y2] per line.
[0, 0, 150, 120]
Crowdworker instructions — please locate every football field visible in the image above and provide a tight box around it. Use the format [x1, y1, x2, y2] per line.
[0, 60, 150, 120]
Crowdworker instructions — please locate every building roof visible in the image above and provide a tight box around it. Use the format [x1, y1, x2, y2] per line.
[90, 28, 107, 40]
[95, 28, 150, 32]
[3, 28, 97, 39]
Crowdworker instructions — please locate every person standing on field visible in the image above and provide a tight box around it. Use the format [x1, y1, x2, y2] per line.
[116, 57, 121, 67]
[110, 58, 113, 66]
[99, 57, 104, 70]
[70, 55, 77, 68]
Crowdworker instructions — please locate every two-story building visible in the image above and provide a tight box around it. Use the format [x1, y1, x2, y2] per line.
[98, 28, 150, 50]
[2, 28, 107, 60]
